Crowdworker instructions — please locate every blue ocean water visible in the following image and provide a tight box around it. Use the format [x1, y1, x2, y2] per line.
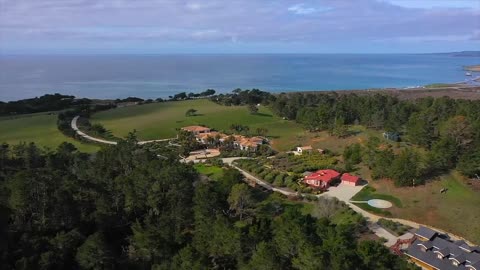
[0, 54, 479, 101]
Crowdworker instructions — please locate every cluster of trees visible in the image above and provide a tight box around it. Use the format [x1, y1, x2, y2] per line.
[171, 89, 216, 101]
[212, 89, 274, 106]
[0, 139, 417, 269]
[0, 94, 91, 116]
[270, 93, 480, 180]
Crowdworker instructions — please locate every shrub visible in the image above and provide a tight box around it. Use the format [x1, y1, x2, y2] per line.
[274, 174, 286, 186]
[264, 172, 277, 183]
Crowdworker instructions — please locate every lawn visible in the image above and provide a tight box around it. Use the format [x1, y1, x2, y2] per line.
[351, 186, 403, 207]
[292, 125, 384, 154]
[194, 164, 224, 180]
[370, 172, 480, 244]
[0, 113, 100, 153]
[91, 99, 306, 151]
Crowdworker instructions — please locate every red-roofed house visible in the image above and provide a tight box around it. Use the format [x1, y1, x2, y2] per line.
[304, 169, 341, 189]
[341, 173, 361, 186]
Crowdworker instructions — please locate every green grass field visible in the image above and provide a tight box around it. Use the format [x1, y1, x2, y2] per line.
[371, 172, 480, 244]
[91, 99, 306, 151]
[194, 164, 224, 180]
[0, 113, 99, 153]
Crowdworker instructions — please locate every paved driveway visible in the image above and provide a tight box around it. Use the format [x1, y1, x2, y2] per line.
[321, 182, 365, 202]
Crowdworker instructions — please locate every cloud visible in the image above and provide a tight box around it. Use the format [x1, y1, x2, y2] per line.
[0, 0, 478, 52]
[287, 4, 318, 15]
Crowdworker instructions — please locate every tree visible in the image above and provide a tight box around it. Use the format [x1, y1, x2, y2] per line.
[246, 242, 281, 270]
[227, 183, 254, 220]
[185, 108, 197, 117]
[331, 116, 349, 138]
[390, 149, 421, 186]
[248, 104, 259, 114]
[76, 232, 113, 270]
[457, 149, 480, 178]
[441, 115, 473, 150]
[173, 92, 187, 100]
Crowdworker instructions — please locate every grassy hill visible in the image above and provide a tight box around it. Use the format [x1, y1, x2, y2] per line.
[91, 99, 306, 151]
[0, 113, 99, 153]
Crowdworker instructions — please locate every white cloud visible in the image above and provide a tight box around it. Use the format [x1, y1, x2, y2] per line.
[288, 4, 317, 15]
[186, 2, 202, 10]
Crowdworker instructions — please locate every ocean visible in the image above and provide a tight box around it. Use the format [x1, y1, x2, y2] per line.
[0, 54, 479, 101]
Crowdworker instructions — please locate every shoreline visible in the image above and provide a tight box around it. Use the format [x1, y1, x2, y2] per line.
[464, 64, 480, 72]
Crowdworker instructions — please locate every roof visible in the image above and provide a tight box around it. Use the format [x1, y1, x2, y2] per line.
[298, 146, 313, 150]
[417, 241, 433, 249]
[182, 126, 211, 132]
[235, 136, 264, 147]
[415, 226, 438, 240]
[341, 173, 361, 183]
[405, 234, 480, 270]
[304, 169, 341, 183]
[467, 261, 480, 270]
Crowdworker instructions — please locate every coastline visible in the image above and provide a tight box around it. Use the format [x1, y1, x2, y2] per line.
[464, 64, 480, 72]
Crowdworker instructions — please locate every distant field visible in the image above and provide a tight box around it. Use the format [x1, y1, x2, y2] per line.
[0, 113, 99, 153]
[370, 172, 480, 244]
[91, 99, 306, 151]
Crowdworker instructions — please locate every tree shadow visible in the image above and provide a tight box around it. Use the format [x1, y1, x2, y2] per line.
[253, 112, 273, 117]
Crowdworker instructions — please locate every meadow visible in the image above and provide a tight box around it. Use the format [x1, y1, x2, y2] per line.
[0, 113, 99, 153]
[91, 99, 306, 151]
[369, 172, 480, 244]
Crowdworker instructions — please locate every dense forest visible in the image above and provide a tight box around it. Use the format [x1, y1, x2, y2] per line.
[213, 90, 480, 185]
[0, 94, 92, 116]
[0, 135, 417, 269]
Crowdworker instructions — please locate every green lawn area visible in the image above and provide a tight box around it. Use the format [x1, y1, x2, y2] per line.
[294, 125, 384, 154]
[370, 172, 480, 244]
[91, 99, 306, 151]
[194, 164, 224, 180]
[0, 113, 99, 153]
[351, 186, 403, 207]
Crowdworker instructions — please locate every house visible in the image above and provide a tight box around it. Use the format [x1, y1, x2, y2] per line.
[181, 125, 211, 135]
[383, 131, 400, 142]
[195, 132, 229, 144]
[235, 136, 264, 151]
[405, 226, 480, 270]
[296, 146, 313, 155]
[304, 169, 341, 189]
[340, 173, 361, 186]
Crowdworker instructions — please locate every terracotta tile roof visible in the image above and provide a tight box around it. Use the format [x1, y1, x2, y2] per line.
[182, 126, 210, 132]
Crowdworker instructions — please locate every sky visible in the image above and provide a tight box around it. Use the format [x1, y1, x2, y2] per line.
[0, 0, 479, 54]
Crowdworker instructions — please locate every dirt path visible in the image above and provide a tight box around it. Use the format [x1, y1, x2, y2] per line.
[71, 116, 173, 145]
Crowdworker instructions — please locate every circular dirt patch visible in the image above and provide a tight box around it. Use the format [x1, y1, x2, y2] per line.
[367, 199, 393, 209]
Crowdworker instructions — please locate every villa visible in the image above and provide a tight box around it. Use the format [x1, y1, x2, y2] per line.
[304, 169, 341, 189]
[405, 226, 480, 270]
[182, 126, 265, 151]
[181, 125, 211, 135]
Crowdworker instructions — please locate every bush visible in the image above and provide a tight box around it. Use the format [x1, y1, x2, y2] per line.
[274, 174, 286, 186]
[264, 172, 277, 183]
[254, 167, 265, 174]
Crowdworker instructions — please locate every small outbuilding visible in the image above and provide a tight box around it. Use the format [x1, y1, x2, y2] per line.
[341, 173, 361, 186]
[296, 146, 313, 155]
